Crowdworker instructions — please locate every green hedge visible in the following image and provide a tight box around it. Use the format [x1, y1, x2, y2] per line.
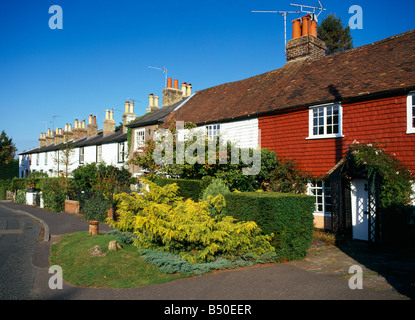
[224, 192, 315, 261]
[152, 177, 212, 201]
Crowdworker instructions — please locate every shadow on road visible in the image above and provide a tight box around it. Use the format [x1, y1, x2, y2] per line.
[336, 240, 415, 299]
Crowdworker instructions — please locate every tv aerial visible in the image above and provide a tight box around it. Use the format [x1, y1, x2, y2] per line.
[148, 66, 168, 88]
[290, 0, 326, 21]
[252, 1, 326, 53]
[251, 9, 301, 50]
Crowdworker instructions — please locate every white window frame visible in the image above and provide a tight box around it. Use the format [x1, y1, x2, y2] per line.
[96, 145, 102, 163]
[44, 152, 48, 166]
[79, 147, 84, 164]
[307, 181, 332, 217]
[307, 103, 343, 139]
[36, 153, 39, 166]
[118, 142, 125, 163]
[206, 124, 221, 140]
[407, 93, 415, 134]
[135, 129, 145, 149]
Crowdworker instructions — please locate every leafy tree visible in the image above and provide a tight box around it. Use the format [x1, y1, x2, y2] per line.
[130, 123, 311, 192]
[0, 130, 17, 165]
[72, 162, 133, 205]
[317, 14, 353, 55]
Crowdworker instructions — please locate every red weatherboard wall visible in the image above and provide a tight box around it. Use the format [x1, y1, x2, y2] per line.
[259, 94, 415, 177]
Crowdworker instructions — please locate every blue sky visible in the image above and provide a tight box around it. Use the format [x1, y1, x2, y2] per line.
[1, 0, 414, 155]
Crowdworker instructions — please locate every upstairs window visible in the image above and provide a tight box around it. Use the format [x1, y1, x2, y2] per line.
[407, 93, 415, 134]
[206, 124, 220, 140]
[96, 145, 102, 163]
[135, 129, 145, 149]
[308, 103, 343, 139]
[118, 142, 125, 163]
[79, 147, 84, 164]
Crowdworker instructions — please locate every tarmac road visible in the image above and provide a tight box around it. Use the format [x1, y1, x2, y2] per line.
[0, 204, 40, 299]
[0, 200, 411, 302]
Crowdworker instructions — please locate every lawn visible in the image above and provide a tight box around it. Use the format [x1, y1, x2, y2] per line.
[49, 231, 190, 288]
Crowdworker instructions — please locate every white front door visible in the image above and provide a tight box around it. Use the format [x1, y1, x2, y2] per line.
[350, 179, 369, 241]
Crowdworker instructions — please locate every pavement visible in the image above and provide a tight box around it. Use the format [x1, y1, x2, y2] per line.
[1, 200, 414, 301]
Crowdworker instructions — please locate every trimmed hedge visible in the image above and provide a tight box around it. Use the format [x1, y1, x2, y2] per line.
[152, 177, 212, 201]
[224, 192, 315, 261]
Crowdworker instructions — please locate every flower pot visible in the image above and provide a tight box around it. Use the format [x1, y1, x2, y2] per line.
[89, 221, 99, 236]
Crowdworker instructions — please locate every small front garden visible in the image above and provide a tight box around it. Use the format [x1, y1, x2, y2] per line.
[50, 231, 188, 288]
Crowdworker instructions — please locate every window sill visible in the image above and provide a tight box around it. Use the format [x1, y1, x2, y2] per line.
[306, 134, 344, 140]
[406, 130, 415, 134]
[313, 212, 332, 217]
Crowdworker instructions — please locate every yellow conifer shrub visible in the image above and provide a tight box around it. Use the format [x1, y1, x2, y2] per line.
[110, 179, 275, 263]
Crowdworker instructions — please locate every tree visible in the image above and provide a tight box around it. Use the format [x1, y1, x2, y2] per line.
[317, 14, 353, 55]
[0, 130, 17, 165]
[53, 139, 76, 195]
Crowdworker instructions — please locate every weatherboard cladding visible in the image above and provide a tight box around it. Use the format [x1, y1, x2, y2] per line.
[163, 29, 415, 127]
[259, 91, 415, 178]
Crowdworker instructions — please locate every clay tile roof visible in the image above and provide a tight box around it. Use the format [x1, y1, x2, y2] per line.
[163, 29, 415, 127]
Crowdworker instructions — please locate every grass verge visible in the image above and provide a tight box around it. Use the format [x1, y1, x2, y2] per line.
[49, 231, 190, 288]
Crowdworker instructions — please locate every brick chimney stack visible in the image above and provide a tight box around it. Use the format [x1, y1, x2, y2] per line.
[54, 128, 64, 144]
[146, 93, 161, 113]
[39, 132, 46, 148]
[87, 114, 98, 138]
[162, 78, 185, 107]
[63, 124, 74, 142]
[103, 110, 116, 136]
[46, 130, 55, 146]
[122, 101, 137, 132]
[285, 14, 326, 62]
[181, 82, 192, 97]
[72, 119, 87, 140]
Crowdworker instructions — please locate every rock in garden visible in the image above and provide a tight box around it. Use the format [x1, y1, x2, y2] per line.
[108, 240, 122, 251]
[89, 245, 106, 257]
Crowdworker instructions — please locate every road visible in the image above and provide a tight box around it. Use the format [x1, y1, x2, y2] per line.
[0, 204, 41, 300]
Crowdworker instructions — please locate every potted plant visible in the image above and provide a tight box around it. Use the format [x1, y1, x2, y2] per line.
[82, 194, 111, 236]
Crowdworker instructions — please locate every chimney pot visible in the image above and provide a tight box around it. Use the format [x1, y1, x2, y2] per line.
[129, 101, 134, 113]
[174, 79, 179, 89]
[167, 78, 172, 88]
[125, 101, 129, 113]
[310, 19, 317, 37]
[93, 116, 96, 124]
[186, 83, 192, 97]
[154, 95, 159, 107]
[301, 15, 311, 36]
[292, 19, 302, 39]
[149, 93, 154, 106]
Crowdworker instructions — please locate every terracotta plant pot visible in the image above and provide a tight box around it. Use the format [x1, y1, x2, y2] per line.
[89, 221, 99, 236]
